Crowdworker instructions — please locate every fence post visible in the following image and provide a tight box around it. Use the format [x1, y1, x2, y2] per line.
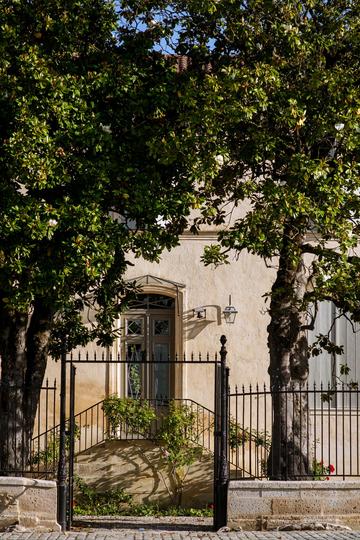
[214, 335, 229, 530]
[57, 343, 67, 532]
[67, 363, 76, 530]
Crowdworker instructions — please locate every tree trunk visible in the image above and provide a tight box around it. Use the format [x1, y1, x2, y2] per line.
[267, 227, 312, 480]
[0, 301, 54, 475]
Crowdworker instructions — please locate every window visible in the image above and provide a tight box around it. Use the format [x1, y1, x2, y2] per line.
[308, 301, 360, 388]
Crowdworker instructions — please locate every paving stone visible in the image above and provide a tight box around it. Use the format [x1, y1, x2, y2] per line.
[3, 532, 360, 539]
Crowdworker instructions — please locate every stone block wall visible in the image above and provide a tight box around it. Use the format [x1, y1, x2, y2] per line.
[75, 439, 213, 507]
[228, 480, 360, 530]
[0, 477, 59, 531]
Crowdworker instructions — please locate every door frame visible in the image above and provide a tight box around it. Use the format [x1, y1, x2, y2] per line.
[117, 286, 184, 399]
[122, 307, 175, 399]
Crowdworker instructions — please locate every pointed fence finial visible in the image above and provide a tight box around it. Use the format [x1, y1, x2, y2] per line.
[220, 335, 227, 365]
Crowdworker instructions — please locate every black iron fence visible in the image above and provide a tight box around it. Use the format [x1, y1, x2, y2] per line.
[0, 379, 57, 478]
[3, 377, 360, 482]
[229, 382, 360, 480]
[67, 397, 215, 454]
[58, 341, 228, 532]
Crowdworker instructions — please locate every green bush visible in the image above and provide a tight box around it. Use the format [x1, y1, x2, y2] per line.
[74, 476, 133, 516]
[32, 423, 79, 466]
[102, 397, 205, 506]
[102, 396, 156, 435]
[73, 477, 213, 517]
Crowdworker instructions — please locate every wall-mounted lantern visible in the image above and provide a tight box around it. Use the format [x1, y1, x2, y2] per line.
[193, 306, 207, 319]
[223, 295, 238, 324]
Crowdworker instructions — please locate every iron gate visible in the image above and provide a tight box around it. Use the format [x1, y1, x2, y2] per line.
[57, 336, 230, 532]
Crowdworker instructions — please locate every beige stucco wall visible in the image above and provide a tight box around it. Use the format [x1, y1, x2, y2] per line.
[41, 229, 274, 423]
[124, 232, 274, 410]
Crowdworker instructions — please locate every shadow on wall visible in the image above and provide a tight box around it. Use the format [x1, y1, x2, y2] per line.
[74, 439, 213, 507]
[183, 306, 222, 341]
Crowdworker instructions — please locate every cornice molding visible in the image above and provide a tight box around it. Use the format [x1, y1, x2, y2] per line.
[179, 231, 219, 241]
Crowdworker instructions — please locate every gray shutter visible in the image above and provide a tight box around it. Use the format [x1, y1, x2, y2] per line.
[335, 313, 360, 384]
[308, 301, 333, 386]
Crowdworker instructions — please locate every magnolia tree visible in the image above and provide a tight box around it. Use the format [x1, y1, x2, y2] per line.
[120, 0, 360, 479]
[0, 0, 197, 473]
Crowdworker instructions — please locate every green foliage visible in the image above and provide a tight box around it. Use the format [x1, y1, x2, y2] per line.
[124, 504, 213, 517]
[0, 0, 197, 360]
[102, 396, 156, 435]
[102, 398, 204, 506]
[32, 423, 80, 466]
[0, 2, 199, 472]
[73, 476, 213, 516]
[229, 420, 271, 451]
[309, 334, 344, 359]
[31, 434, 59, 467]
[158, 402, 203, 469]
[202, 245, 229, 268]
[157, 402, 204, 507]
[74, 476, 133, 516]
[119, 0, 360, 362]
[320, 362, 359, 402]
[312, 460, 335, 481]
[128, 363, 142, 399]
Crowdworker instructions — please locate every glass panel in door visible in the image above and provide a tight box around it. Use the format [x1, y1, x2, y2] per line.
[125, 315, 145, 398]
[126, 343, 143, 398]
[123, 301, 175, 400]
[153, 343, 170, 399]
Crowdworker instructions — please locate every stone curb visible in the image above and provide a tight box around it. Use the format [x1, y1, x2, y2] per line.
[0, 476, 56, 489]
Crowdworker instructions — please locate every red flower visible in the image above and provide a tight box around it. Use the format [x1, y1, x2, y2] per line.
[208, 503, 214, 509]
[326, 477, 330, 480]
[329, 464, 335, 473]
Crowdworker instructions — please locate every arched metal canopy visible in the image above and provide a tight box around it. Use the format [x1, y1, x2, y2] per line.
[126, 274, 185, 289]
[125, 274, 185, 315]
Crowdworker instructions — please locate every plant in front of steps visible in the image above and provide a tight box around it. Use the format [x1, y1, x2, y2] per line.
[31, 431, 59, 468]
[157, 401, 204, 507]
[32, 423, 80, 468]
[101, 397, 207, 507]
[74, 476, 133, 516]
[73, 476, 213, 517]
[102, 395, 156, 437]
[125, 503, 213, 517]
